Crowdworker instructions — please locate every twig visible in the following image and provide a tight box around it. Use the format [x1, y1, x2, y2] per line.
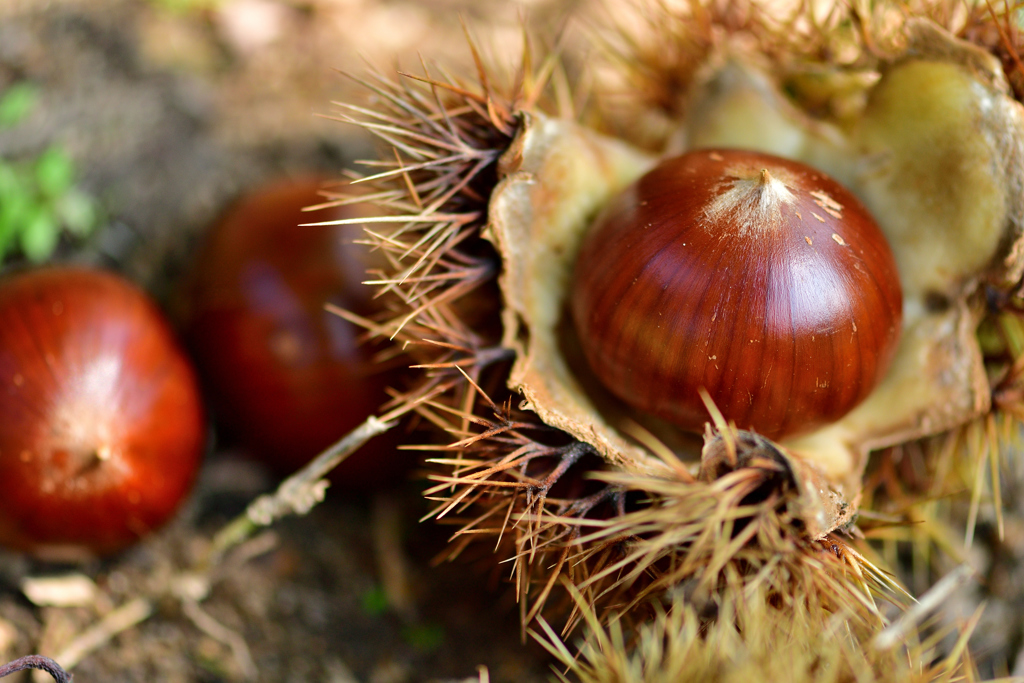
[0, 656, 71, 682]
[49, 597, 154, 671]
[182, 599, 257, 680]
[209, 415, 395, 561]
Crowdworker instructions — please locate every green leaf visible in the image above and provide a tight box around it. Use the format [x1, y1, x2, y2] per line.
[19, 206, 59, 263]
[0, 161, 23, 197]
[401, 623, 445, 653]
[55, 189, 98, 236]
[360, 586, 389, 616]
[0, 185, 33, 257]
[0, 212, 20, 260]
[0, 83, 39, 128]
[35, 147, 76, 197]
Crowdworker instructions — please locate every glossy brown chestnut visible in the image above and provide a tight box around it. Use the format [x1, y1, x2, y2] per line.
[571, 149, 903, 441]
[0, 267, 205, 558]
[179, 178, 399, 482]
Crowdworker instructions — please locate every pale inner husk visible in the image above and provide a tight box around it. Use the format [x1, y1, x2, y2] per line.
[486, 19, 1024, 522]
[486, 114, 664, 475]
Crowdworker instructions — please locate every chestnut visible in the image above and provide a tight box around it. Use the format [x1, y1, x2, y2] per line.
[571, 149, 903, 441]
[0, 267, 205, 558]
[179, 178, 400, 482]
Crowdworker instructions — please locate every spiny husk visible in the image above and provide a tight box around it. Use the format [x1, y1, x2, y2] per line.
[594, 0, 1024, 147]
[534, 579, 982, 683]
[335, 57, 907, 674]
[331, 1, 1024, 679]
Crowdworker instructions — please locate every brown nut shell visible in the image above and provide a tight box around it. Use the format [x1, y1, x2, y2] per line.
[0, 268, 205, 559]
[571, 149, 903, 441]
[179, 178, 404, 485]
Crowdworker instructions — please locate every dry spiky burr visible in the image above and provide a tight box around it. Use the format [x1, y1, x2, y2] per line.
[320, 2, 1024, 679]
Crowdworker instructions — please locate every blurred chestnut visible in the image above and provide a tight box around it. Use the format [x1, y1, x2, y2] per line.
[179, 178, 401, 483]
[0, 267, 205, 559]
[571, 149, 903, 441]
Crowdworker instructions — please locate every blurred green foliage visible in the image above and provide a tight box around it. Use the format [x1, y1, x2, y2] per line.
[401, 623, 445, 653]
[0, 83, 101, 263]
[147, 0, 220, 14]
[0, 83, 38, 127]
[360, 585, 390, 616]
